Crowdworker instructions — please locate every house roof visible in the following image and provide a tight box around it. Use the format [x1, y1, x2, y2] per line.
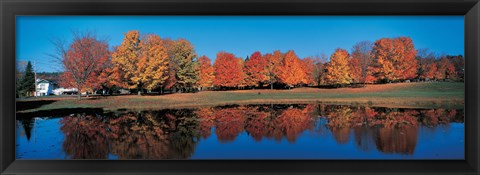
[36, 79, 51, 84]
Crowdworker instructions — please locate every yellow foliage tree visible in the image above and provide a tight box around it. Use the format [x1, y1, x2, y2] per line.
[138, 34, 170, 91]
[111, 30, 142, 89]
[326, 49, 352, 86]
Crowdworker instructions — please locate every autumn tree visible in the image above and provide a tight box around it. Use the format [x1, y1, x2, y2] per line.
[447, 55, 464, 81]
[213, 52, 245, 88]
[138, 34, 170, 93]
[162, 38, 178, 90]
[325, 49, 352, 87]
[436, 56, 456, 80]
[277, 50, 306, 88]
[416, 49, 437, 80]
[243, 51, 268, 87]
[196, 55, 215, 90]
[370, 37, 418, 83]
[98, 57, 122, 91]
[236, 57, 247, 88]
[311, 54, 329, 86]
[169, 39, 199, 92]
[349, 55, 362, 84]
[394, 37, 418, 80]
[302, 55, 328, 86]
[111, 30, 142, 90]
[419, 58, 438, 80]
[264, 51, 284, 89]
[111, 32, 171, 95]
[301, 57, 316, 86]
[351, 41, 373, 84]
[57, 32, 110, 99]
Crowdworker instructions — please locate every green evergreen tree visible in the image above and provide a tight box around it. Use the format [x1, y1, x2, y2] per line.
[19, 61, 36, 97]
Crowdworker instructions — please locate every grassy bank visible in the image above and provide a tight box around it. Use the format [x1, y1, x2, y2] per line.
[16, 82, 465, 113]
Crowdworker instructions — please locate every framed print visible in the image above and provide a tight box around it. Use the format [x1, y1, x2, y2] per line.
[1, 0, 479, 174]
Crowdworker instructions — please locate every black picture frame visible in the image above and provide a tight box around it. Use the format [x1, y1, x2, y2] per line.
[1, 0, 479, 174]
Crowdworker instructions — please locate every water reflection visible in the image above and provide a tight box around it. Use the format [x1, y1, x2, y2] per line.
[59, 110, 200, 159]
[16, 104, 464, 159]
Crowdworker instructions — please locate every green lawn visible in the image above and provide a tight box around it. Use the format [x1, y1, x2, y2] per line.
[16, 82, 465, 113]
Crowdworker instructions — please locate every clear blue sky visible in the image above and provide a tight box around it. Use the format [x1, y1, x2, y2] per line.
[17, 16, 464, 72]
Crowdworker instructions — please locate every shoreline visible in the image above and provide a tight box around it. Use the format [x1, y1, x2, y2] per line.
[16, 82, 465, 114]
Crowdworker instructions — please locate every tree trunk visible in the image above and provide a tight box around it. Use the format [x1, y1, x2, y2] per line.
[77, 85, 81, 99]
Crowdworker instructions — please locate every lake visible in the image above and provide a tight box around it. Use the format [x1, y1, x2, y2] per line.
[16, 104, 464, 159]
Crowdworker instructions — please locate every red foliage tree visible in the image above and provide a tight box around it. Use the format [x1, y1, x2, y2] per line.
[436, 56, 456, 80]
[418, 57, 438, 80]
[60, 32, 110, 98]
[244, 51, 268, 87]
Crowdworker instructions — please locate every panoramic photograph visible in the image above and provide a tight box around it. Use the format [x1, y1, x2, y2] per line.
[15, 16, 464, 160]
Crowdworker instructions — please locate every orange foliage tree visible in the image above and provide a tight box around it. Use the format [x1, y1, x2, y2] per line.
[244, 51, 268, 87]
[394, 37, 418, 80]
[264, 51, 284, 89]
[196, 55, 215, 90]
[370, 37, 418, 83]
[277, 50, 306, 88]
[213, 52, 245, 88]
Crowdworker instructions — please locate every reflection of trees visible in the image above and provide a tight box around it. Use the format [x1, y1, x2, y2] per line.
[166, 110, 200, 159]
[373, 125, 418, 154]
[244, 108, 270, 142]
[272, 106, 315, 143]
[107, 112, 171, 159]
[18, 118, 34, 140]
[325, 106, 353, 144]
[202, 104, 317, 143]
[57, 104, 464, 159]
[60, 114, 110, 159]
[213, 106, 246, 143]
[60, 109, 200, 159]
[195, 108, 215, 139]
[420, 109, 460, 127]
[320, 106, 463, 154]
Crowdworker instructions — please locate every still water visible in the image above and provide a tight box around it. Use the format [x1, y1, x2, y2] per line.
[16, 104, 464, 159]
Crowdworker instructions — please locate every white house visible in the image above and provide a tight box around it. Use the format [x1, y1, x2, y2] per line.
[35, 79, 55, 96]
